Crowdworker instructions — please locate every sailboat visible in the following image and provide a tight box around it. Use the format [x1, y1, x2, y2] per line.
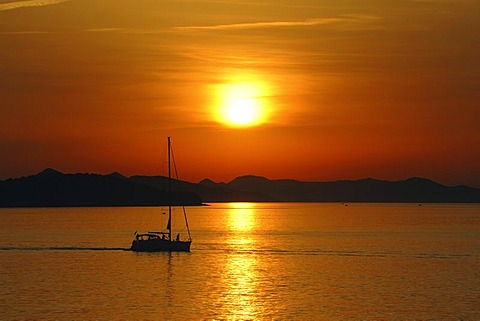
[130, 137, 192, 252]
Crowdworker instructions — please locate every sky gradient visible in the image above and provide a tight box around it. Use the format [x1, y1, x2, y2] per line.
[1, 0, 479, 186]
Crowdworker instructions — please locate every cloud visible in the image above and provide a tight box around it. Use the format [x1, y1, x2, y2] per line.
[82, 28, 125, 33]
[0, 0, 70, 11]
[174, 15, 379, 31]
[0, 30, 50, 34]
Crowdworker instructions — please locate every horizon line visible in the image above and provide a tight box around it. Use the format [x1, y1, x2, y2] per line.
[1, 167, 477, 189]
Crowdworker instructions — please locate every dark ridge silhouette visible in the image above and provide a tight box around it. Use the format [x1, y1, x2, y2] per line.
[198, 178, 219, 188]
[0, 170, 202, 207]
[208, 175, 480, 203]
[131, 175, 271, 202]
[1, 169, 479, 207]
[107, 172, 128, 180]
[36, 168, 63, 178]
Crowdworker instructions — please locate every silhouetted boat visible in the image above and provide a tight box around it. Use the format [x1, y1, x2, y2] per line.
[130, 137, 192, 252]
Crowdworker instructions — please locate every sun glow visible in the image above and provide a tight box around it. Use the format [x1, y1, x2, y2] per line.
[227, 203, 256, 231]
[213, 78, 271, 127]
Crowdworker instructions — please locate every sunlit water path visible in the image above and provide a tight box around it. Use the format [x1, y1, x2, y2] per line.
[1, 203, 479, 320]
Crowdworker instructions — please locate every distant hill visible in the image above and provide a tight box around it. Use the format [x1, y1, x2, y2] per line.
[130, 175, 270, 202]
[204, 175, 480, 203]
[0, 168, 202, 207]
[1, 169, 479, 207]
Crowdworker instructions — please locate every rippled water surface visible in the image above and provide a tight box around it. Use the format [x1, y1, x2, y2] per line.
[1, 203, 479, 320]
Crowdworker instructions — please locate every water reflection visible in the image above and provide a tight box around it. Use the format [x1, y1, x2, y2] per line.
[218, 254, 260, 319]
[225, 203, 257, 250]
[227, 202, 256, 231]
[217, 203, 262, 318]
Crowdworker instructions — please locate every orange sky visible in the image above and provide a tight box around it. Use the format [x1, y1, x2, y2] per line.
[1, 0, 479, 187]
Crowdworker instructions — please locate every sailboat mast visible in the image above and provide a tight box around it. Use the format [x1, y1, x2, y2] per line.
[168, 136, 172, 241]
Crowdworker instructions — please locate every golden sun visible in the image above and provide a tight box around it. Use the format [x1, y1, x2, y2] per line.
[213, 81, 270, 127]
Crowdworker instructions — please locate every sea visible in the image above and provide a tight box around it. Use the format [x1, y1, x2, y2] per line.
[0, 203, 479, 320]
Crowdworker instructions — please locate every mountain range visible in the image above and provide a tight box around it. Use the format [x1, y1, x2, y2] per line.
[0, 168, 479, 207]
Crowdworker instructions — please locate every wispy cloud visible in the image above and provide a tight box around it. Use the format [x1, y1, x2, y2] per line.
[174, 18, 350, 31]
[0, 27, 169, 36]
[174, 15, 380, 31]
[0, 0, 70, 11]
[0, 30, 50, 34]
[82, 28, 125, 33]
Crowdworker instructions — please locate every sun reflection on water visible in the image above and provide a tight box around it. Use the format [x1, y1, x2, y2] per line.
[227, 202, 256, 232]
[215, 202, 263, 318]
[221, 254, 260, 319]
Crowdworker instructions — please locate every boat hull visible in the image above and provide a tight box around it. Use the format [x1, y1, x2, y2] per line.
[130, 239, 191, 252]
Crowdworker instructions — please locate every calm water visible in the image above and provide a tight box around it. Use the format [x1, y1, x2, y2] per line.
[0, 203, 479, 320]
